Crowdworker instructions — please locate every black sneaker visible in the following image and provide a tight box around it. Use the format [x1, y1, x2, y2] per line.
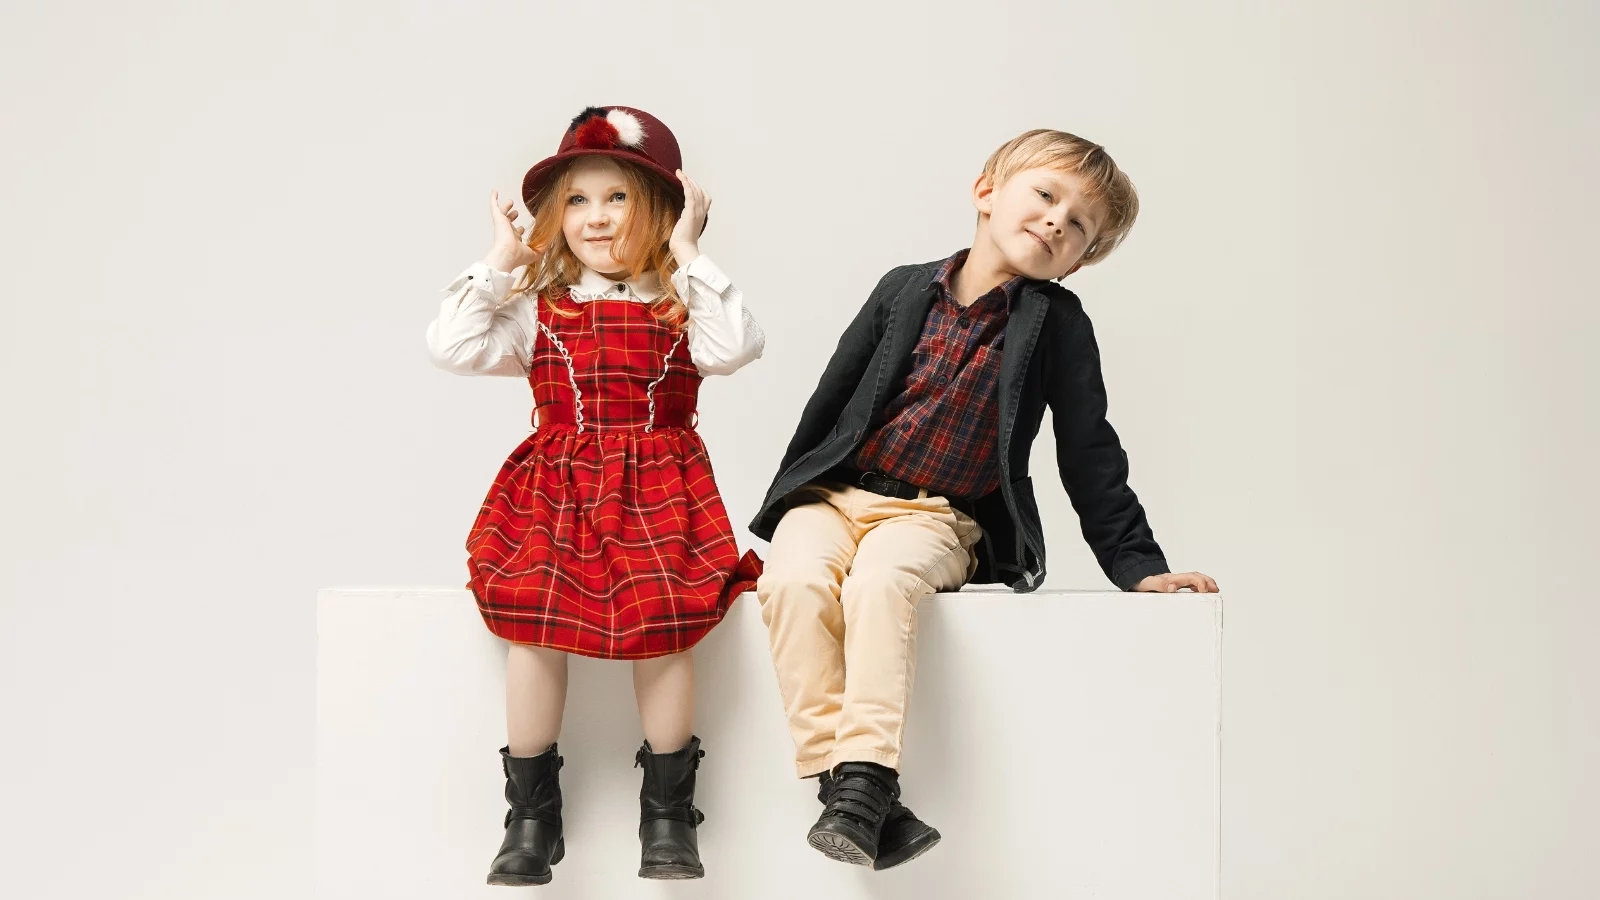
[806, 762, 897, 865]
[817, 769, 941, 870]
[872, 801, 942, 870]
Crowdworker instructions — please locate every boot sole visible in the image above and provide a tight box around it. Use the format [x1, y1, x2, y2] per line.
[807, 829, 874, 866]
[486, 838, 564, 886]
[487, 872, 552, 886]
[873, 828, 941, 870]
[638, 864, 705, 879]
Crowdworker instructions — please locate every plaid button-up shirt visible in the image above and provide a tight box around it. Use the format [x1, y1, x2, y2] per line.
[852, 249, 1023, 499]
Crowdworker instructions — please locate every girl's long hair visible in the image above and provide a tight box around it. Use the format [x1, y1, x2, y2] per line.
[513, 157, 687, 328]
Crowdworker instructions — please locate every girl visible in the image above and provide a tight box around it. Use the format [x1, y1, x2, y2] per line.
[426, 106, 763, 885]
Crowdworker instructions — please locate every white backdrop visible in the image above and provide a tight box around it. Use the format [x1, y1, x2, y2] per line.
[2, 1, 1596, 898]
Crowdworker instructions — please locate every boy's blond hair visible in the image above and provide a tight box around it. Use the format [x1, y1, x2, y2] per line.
[982, 129, 1139, 267]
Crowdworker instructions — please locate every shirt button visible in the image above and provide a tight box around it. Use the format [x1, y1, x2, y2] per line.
[936, 375, 949, 386]
[615, 283, 626, 291]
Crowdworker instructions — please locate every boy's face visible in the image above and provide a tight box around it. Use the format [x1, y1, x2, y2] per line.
[974, 166, 1104, 281]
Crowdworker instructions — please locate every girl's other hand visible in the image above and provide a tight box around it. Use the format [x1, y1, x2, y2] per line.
[484, 189, 537, 272]
[1134, 572, 1219, 593]
[668, 170, 710, 264]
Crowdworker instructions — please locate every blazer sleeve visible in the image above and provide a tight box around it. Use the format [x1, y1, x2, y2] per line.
[1045, 305, 1170, 590]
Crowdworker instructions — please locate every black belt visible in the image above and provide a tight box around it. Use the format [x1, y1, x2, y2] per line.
[826, 466, 977, 517]
[827, 466, 922, 500]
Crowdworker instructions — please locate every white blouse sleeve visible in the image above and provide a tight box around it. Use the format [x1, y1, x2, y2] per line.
[425, 262, 538, 377]
[672, 255, 765, 377]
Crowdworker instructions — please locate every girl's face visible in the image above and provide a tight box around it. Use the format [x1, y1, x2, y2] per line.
[561, 156, 631, 277]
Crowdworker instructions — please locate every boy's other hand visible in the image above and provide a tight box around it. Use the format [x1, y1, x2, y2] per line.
[1134, 572, 1218, 593]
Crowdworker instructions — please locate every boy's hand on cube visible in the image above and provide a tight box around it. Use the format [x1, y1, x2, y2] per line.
[1134, 572, 1218, 593]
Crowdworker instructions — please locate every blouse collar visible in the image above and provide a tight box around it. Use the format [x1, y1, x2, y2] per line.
[567, 266, 663, 303]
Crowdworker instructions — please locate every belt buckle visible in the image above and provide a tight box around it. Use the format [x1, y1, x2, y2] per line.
[862, 470, 911, 500]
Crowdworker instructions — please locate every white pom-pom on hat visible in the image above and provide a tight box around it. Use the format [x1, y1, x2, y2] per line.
[606, 109, 646, 148]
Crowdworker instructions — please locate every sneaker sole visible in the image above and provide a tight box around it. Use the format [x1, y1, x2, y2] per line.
[807, 829, 874, 866]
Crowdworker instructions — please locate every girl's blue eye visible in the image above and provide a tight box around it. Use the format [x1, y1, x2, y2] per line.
[568, 195, 585, 205]
[611, 192, 627, 202]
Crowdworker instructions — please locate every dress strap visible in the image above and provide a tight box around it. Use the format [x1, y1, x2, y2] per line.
[643, 331, 688, 433]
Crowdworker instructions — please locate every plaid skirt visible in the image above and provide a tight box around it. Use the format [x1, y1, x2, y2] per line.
[466, 422, 761, 659]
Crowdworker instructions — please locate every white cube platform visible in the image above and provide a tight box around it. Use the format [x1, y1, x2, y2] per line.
[317, 587, 1221, 899]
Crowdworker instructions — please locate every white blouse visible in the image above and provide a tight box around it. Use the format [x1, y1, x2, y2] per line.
[425, 255, 765, 378]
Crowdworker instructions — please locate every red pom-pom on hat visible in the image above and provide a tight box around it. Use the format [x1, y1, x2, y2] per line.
[573, 115, 620, 150]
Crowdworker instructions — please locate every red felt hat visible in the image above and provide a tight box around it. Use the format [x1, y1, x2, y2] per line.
[521, 106, 685, 211]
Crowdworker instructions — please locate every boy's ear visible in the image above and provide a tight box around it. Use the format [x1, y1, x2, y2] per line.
[972, 173, 995, 216]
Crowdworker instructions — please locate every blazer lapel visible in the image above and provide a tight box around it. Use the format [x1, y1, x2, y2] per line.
[868, 268, 939, 413]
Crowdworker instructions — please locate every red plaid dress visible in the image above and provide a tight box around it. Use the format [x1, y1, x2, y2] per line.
[465, 293, 762, 659]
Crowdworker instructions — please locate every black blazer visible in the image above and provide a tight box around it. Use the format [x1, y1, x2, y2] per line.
[749, 260, 1170, 592]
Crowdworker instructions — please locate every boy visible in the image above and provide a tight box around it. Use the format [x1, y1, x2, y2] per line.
[749, 129, 1218, 869]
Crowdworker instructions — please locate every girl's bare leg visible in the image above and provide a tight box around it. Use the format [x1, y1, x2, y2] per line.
[632, 650, 694, 751]
[506, 643, 569, 756]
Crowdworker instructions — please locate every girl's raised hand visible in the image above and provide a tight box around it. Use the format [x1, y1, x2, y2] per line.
[668, 170, 710, 264]
[484, 189, 537, 272]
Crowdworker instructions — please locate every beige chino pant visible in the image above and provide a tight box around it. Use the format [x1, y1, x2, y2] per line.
[756, 481, 982, 777]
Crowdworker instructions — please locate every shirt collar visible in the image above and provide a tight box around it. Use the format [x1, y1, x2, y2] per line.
[568, 266, 663, 303]
[931, 248, 1028, 309]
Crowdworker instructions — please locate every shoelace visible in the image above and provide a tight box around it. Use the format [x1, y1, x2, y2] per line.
[821, 771, 895, 830]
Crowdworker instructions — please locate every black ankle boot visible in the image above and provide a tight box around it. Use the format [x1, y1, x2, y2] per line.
[486, 745, 565, 886]
[818, 770, 941, 870]
[635, 736, 707, 879]
[807, 762, 898, 866]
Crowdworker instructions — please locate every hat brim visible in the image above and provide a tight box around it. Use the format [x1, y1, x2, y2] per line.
[521, 148, 683, 212]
